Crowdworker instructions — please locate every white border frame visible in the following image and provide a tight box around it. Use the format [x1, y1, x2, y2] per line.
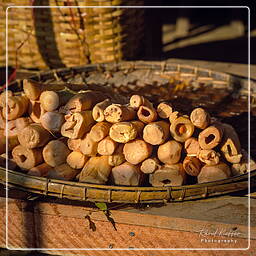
[5, 5, 251, 251]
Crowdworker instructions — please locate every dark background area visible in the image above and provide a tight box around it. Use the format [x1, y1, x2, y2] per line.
[143, 1, 255, 64]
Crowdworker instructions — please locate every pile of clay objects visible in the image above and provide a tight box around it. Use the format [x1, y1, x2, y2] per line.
[0, 79, 252, 187]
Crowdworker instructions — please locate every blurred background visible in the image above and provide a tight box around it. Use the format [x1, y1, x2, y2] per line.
[0, 0, 255, 82]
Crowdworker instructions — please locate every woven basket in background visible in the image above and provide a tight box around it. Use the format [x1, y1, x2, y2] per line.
[0, 0, 144, 69]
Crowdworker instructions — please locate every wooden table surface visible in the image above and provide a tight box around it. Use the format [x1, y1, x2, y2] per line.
[0, 60, 255, 255]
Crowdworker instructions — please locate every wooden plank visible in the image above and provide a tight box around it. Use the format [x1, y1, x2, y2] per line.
[1, 198, 254, 239]
[0, 199, 255, 255]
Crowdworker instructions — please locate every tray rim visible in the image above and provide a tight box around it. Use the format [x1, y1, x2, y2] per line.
[3, 60, 255, 203]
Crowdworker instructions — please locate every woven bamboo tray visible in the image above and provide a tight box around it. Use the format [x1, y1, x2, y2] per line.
[0, 0, 144, 69]
[1, 60, 255, 203]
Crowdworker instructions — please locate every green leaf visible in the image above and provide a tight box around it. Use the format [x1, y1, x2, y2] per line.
[95, 202, 108, 211]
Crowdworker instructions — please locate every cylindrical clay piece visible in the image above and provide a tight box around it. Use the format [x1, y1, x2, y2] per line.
[183, 156, 202, 176]
[12, 145, 43, 170]
[198, 149, 220, 166]
[111, 162, 143, 186]
[3, 95, 29, 120]
[66, 151, 88, 169]
[92, 99, 112, 122]
[79, 156, 112, 184]
[231, 149, 256, 176]
[108, 144, 125, 167]
[123, 139, 153, 165]
[23, 79, 66, 100]
[137, 105, 157, 123]
[197, 162, 231, 183]
[170, 116, 194, 142]
[0, 110, 5, 129]
[198, 124, 223, 150]
[0, 90, 13, 107]
[28, 163, 53, 177]
[169, 111, 180, 123]
[65, 91, 106, 113]
[97, 136, 117, 156]
[67, 138, 82, 151]
[104, 104, 136, 123]
[18, 124, 51, 149]
[4, 120, 18, 137]
[184, 137, 201, 156]
[143, 121, 170, 145]
[61, 111, 94, 139]
[157, 102, 173, 119]
[149, 163, 186, 187]
[89, 122, 112, 142]
[23, 79, 44, 101]
[80, 134, 98, 156]
[15, 117, 33, 130]
[40, 112, 65, 133]
[140, 157, 160, 174]
[28, 100, 46, 123]
[48, 163, 79, 181]
[129, 95, 152, 110]
[109, 121, 144, 143]
[40, 90, 75, 112]
[190, 108, 210, 129]
[219, 123, 242, 164]
[43, 139, 70, 167]
[0, 129, 19, 154]
[157, 140, 182, 165]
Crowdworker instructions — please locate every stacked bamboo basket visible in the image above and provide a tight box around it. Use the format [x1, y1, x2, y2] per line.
[0, 0, 144, 69]
[0, 61, 255, 203]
